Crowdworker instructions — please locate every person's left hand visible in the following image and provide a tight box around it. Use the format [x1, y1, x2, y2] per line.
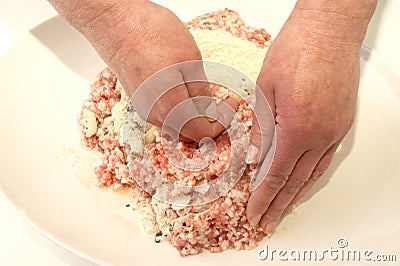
[245, 10, 364, 234]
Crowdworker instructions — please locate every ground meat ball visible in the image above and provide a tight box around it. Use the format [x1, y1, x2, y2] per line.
[78, 9, 271, 256]
[186, 8, 271, 48]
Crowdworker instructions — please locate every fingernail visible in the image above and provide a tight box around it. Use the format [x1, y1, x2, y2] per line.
[204, 100, 218, 122]
[245, 144, 259, 164]
[248, 214, 262, 226]
[264, 222, 277, 235]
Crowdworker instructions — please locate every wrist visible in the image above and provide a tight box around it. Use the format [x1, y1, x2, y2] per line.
[291, 0, 377, 45]
[48, 0, 149, 63]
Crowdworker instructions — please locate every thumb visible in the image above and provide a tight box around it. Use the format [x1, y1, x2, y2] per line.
[179, 60, 239, 142]
[246, 84, 276, 165]
[246, 79, 276, 192]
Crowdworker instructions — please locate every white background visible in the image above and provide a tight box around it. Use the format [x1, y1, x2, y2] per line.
[0, 0, 399, 265]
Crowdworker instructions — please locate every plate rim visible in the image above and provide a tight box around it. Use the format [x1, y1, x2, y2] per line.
[1, 14, 399, 266]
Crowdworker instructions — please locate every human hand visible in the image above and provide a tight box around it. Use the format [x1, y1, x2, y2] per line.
[245, 2, 376, 234]
[50, 0, 237, 142]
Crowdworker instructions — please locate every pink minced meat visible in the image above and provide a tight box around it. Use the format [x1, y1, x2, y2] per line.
[187, 8, 271, 48]
[79, 9, 270, 256]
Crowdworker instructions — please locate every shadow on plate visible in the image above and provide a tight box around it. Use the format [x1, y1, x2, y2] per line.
[30, 16, 105, 82]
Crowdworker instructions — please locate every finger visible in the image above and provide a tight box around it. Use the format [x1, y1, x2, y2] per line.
[286, 142, 340, 211]
[245, 106, 262, 165]
[181, 79, 239, 142]
[246, 85, 276, 165]
[160, 96, 215, 143]
[147, 83, 192, 126]
[187, 81, 213, 99]
[190, 91, 238, 125]
[258, 149, 325, 234]
[179, 97, 238, 142]
[138, 76, 232, 142]
[180, 60, 240, 141]
[179, 60, 209, 97]
[179, 117, 223, 142]
[246, 86, 277, 193]
[132, 67, 189, 127]
[173, 61, 240, 142]
[246, 130, 302, 226]
[160, 90, 238, 143]
[216, 97, 239, 124]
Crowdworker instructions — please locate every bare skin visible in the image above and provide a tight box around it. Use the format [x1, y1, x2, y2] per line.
[48, 0, 377, 234]
[246, 0, 378, 233]
[49, 0, 238, 142]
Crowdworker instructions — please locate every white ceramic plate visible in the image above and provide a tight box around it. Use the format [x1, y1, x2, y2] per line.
[0, 1, 399, 265]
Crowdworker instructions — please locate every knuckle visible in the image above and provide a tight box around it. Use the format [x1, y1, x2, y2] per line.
[310, 169, 325, 180]
[208, 124, 223, 139]
[288, 121, 341, 147]
[251, 194, 270, 209]
[283, 179, 306, 194]
[265, 174, 288, 190]
[312, 159, 332, 179]
[261, 214, 280, 226]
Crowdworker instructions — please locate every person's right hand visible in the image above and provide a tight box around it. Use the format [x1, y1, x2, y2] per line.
[50, 0, 237, 142]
